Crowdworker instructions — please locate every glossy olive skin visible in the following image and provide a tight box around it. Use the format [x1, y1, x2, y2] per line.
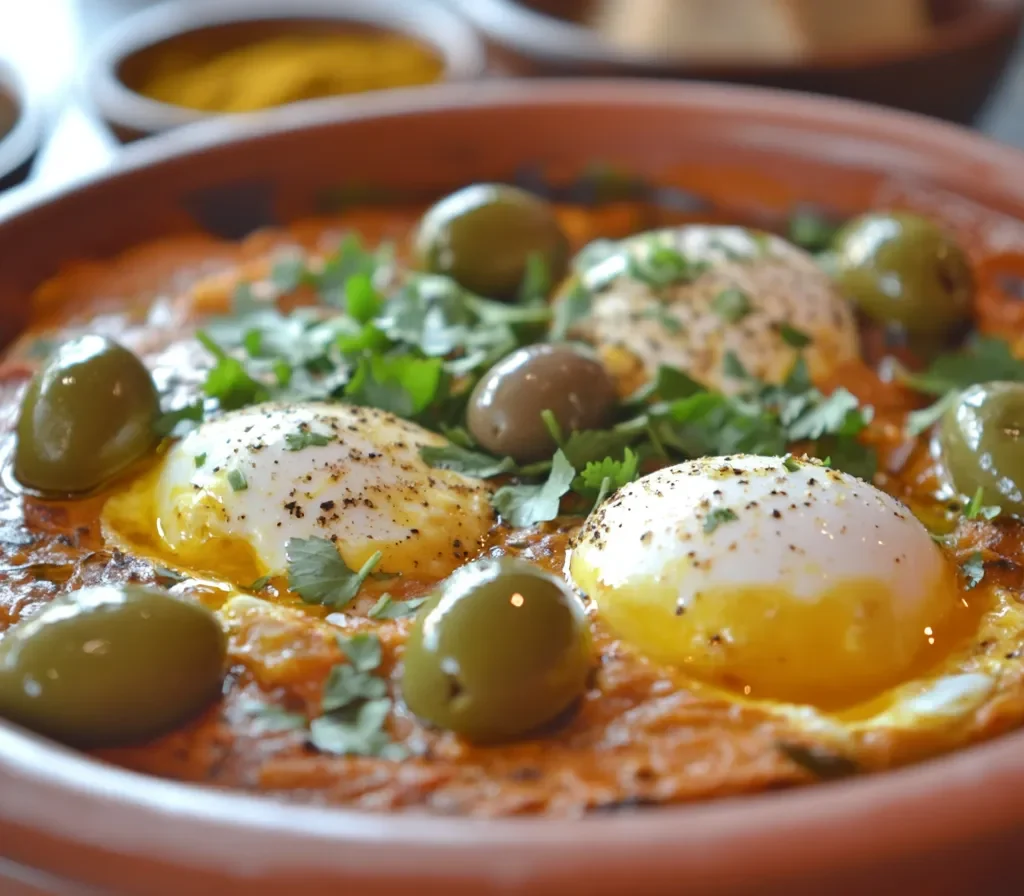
[832, 212, 973, 336]
[414, 183, 569, 299]
[467, 344, 618, 463]
[401, 557, 592, 743]
[939, 381, 1024, 515]
[15, 335, 161, 494]
[0, 585, 226, 747]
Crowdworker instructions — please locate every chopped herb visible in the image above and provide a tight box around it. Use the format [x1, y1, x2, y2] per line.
[905, 390, 960, 437]
[337, 632, 383, 673]
[227, 468, 248, 491]
[419, 443, 516, 478]
[777, 741, 859, 780]
[194, 452, 207, 468]
[573, 447, 639, 506]
[518, 252, 551, 303]
[786, 209, 840, 253]
[284, 429, 336, 451]
[249, 575, 271, 591]
[368, 594, 427, 620]
[711, 287, 751, 323]
[778, 324, 812, 349]
[269, 255, 310, 293]
[703, 507, 738, 534]
[310, 632, 405, 759]
[492, 449, 576, 527]
[344, 272, 384, 323]
[154, 401, 204, 437]
[309, 697, 405, 760]
[722, 350, 750, 380]
[238, 698, 307, 734]
[627, 243, 704, 288]
[242, 328, 263, 357]
[962, 551, 985, 590]
[641, 304, 684, 334]
[964, 487, 1001, 521]
[344, 354, 444, 418]
[286, 537, 381, 607]
[786, 388, 865, 441]
[898, 335, 1024, 396]
[782, 454, 801, 472]
[196, 330, 269, 411]
[550, 282, 592, 341]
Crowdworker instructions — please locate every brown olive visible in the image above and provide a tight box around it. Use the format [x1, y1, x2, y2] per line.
[413, 183, 569, 300]
[467, 344, 618, 463]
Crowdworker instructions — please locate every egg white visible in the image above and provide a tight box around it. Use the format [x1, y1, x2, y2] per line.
[101, 402, 495, 584]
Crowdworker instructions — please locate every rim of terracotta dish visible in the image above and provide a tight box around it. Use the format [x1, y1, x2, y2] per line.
[0, 60, 41, 184]
[451, 0, 1024, 73]
[5, 79, 1024, 887]
[84, 0, 487, 136]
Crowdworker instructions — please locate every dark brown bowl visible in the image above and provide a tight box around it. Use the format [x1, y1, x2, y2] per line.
[5, 80, 1024, 894]
[85, 0, 486, 141]
[453, 0, 1024, 123]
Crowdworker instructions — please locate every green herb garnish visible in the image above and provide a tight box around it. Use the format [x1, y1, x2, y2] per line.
[419, 443, 516, 478]
[964, 487, 1001, 521]
[284, 429, 336, 451]
[285, 537, 381, 608]
[194, 453, 207, 468]
[703, 507, 739, 534]
[227, 468, 248, 491]
[492, 449, 576, 527]
[778, 324, 812, 349]
[962, 551, 986, 590]
[711, 287, 751, 323]
[368, 594, 427, 620]
[786, 209, 840, 253]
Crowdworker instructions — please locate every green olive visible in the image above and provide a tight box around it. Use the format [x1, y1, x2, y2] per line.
[467, 344, 617, 463]
[939, 381, 1024, 514]
[414, 183, 569, 300]
[832, 212, 973, 336]
[0, 585, 226, 747]
[401, 557, 592, 743]
[15, 335, 161, 495]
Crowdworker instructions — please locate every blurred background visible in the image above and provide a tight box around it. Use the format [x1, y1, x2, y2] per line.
[2, 0, 1024, 195]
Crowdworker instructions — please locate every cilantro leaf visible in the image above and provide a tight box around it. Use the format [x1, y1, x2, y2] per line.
[703, 507, 739, 533]
[284, 429, 336, 451]
[194, 453, 207, 468]
[344, 273, 384, 324]
[573, 447, 640, 505]
[309, 697, 403, 759]
[419, 443, 516, 478]
[320, 663, 388, 713]
[238, 698, 307, 734]
[368, 594, 427, 620]
[899, 336, 1024, 396]
[626, 364, 704, 405]
[906, 390, 960, 437]
[786, 388, 866, 441]
[964, 487, 1001, 521]
[337, 632, 383, 673]
[155, 401, 204, 437]
[286, 537, 381, 607]
[722, 350, 751, 381]
[249, 575, 271, 591]
[627, 243, 704, 288]
[196, 330, 269, 411]
[961, 552, 985, 590]
[550, 282, 592, 341]
[269, 255, 311, 293]
[711, 288, 751, 323]
[492, 449, 576, 527]
[344, 354, 444, 417]
[779, 324, 812, 349]
[518, 252, 551, 303]
[787, 209, 839, 253]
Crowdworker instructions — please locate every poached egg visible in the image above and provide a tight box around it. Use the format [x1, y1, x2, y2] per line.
[102, 402, 494, 585]
[566, 455, 970, 708]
